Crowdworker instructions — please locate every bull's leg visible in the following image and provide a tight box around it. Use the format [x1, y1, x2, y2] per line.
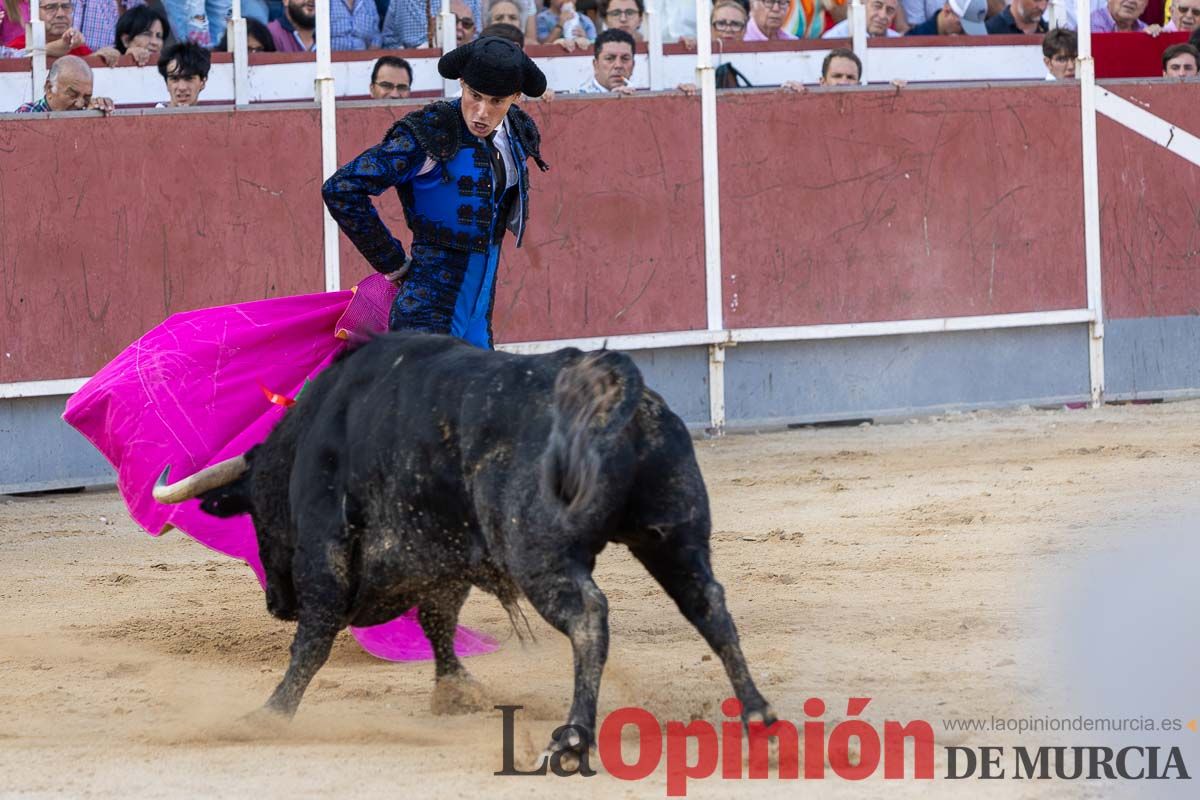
[263, 611, 341, 718]
[517, 565, 609, 758]
[629, 541, 775, 727]
[417, 582, 486, 715]
[261, 491, 353, 719]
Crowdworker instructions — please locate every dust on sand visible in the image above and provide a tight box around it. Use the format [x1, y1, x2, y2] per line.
[2, 401, 1198, 798]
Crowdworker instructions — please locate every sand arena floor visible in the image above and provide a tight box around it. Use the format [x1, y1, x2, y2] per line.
[2, 400, 1198, 798]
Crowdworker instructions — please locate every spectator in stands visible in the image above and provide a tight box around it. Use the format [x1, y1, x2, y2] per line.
[74, 0, 150, 54]
[1091, 0, 1147, 31]
[156, 40, 209, 106]
[329, 0, 381, 50]
[901, 0, 944, 28]
[677, 0, 747, 54]
[711, 0, 748, 41]
[985, 0, 1048, 33]
[745, 0, 797, 39]
[482, 20, 524, 44]
[382, 0, 482, 49]
[1163, 0, 1198, 30]
[1, 0, 28, 46]
[577, 0, 601, 30]
[114, 5, 168, 66]
[161, 0, 230, 46]
[369, 54, 412, 99]
[575, 27, 634, 93]
[905, 0, 987, 34]
[537, 0, 595, 49]
[215, 17, 277, 51]
[6, 0, 121, 64]
[1042, 28, 1075, 79]
[824, 0, 903, 37]
[269, 0, 316, 51]
[14, 54, 114, 112]
[482, 20, 556, 98]
[601, 0, 643, 42]
[1161, 41, 1199, 74]
[820, 47, 861, 84]
[663, 0, 697, 41]
[236, 0, 270, 24]
[486, 0, 538, 45]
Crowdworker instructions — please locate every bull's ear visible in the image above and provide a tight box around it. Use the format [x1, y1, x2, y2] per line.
[197, 477, 253, 518]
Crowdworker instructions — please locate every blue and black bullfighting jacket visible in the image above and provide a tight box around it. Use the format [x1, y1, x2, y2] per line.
[322, 99, 548, 349]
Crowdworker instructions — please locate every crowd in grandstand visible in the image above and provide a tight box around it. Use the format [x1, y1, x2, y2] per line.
[3, 0, 1197, 112]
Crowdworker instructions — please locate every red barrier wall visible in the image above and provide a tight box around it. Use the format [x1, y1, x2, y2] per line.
[716, 85, 1088, 328]
[0, 107, 325, 384]
[1098, 83, 1200, 319]
[3, 84, 1197, 386]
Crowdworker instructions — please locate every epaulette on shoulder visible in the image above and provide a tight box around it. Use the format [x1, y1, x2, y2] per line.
[388, 100, 463, 164]
[507, 105, 550, 173]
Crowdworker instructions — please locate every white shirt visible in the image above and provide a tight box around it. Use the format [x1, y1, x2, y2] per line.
[574, 75, 610, 94]
[663, 0, 697, 40]
[822, 19, 903, 38]
[415, 118, 516, 191]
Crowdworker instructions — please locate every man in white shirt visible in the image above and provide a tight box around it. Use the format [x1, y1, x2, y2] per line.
[823, 0, 904, 37]
[575, 28, 637, 94]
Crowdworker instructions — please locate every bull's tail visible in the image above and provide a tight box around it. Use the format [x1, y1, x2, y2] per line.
[542, 350, 644, 516]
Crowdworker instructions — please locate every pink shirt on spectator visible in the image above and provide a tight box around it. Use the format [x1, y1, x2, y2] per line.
[1, 1, 29, 46]
[1090, 6, 1147, 31]
[743, 17, 798, 41]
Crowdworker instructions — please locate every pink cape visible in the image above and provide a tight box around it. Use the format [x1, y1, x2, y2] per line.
[62, 274, 498, 661]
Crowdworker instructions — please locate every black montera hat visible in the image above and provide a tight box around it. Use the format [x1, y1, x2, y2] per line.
[438, 36, 547, 98]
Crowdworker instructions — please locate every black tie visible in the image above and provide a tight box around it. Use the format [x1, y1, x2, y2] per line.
[486, 132, 507, 201]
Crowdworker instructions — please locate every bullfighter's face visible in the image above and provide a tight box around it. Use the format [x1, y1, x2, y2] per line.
[459, 80, 521, 138]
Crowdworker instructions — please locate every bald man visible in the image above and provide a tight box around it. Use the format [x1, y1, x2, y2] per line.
[15, 55, 114, 113]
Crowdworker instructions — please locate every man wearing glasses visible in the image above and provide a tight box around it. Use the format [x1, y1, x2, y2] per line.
[744, 0, 798, 40]
[1164, 0, 1200, 32]
[5, 0, 120, 62]
[369, 56, 413, 100]
[1042, 28, 1076, 81]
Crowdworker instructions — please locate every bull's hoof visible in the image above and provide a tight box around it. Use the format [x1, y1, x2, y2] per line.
[430, 673, 488, 715]
[746, 703, 778, 728]
[541, 729, 595, 773]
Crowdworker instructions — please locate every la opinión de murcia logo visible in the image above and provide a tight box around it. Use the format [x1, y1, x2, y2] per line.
[496, 697, 936, 795]
[494, 699, 1193, 796]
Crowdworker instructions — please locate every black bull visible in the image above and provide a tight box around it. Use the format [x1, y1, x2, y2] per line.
[156, 331, 775, 755]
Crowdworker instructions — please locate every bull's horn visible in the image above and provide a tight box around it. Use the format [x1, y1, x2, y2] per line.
[152, 455, 248, 504]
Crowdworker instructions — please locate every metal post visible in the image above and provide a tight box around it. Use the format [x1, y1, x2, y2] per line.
[441, 4, 456, 96]
[695, 0, 726, 433]
[647, 0, 665, 91]
[27, 0, 47, 100]
[1076, 0, 1105, 406]
[315, 0, 341, 292]
[229, 0, 249, 105]
[850, 0, 867, 84]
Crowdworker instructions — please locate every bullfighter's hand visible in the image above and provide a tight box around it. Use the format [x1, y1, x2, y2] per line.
[385, 259, 412, 285]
